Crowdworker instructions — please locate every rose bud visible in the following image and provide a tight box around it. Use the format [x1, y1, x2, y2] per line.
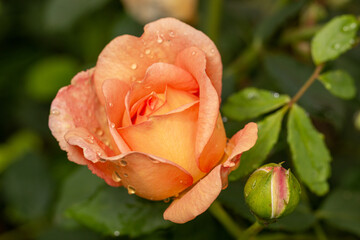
[244, 163, 301, 221]
[49, 18, 258, 224]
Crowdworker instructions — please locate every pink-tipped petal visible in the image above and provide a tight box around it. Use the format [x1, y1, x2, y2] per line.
[163, 164, 223, 223]
[175, 47, 220, 171]
[221, 122, 258, 188]
[94, 18, 221, 104]
[49, 70, 115, 165]
[225, 122, 258, 165]
[104, 152, 193, 200]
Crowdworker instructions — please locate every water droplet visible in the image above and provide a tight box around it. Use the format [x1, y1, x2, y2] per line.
[120, 159, 127, 167]
[99, 158, 106, 162]
[180, 180, 183, 184]
[169, 31, 175, 37]
[87, 136, 94, 144]
[131, 63, 137, 70]
[114, 230, 120, 236]
[127, 186, 136, 194]
[191, 51, 196, 56]
[222, 116, 228, 123]
[273, 92, 280, 98]
[210, 48, 215, 54]
[145, 49, 151, 55]
[96, 151, 102, 157]
[247, 92, 257, 99]
[151, 159, 160, 164]
[109, 102, 113, 107]
[136, 80, 144, 84]
[163, 198, 170, 203]
[332, 43, 341, 50]
[342, 25, 350, 32]
[112, 171, 122, 182]
[145, 85, 151, 89]
[104, 140, 110, 146]
[157, 34, 163, 43]
[96, 128, 104, 136]
[110, 122, 115, 128]
[51, 109, 60, 115]
[349, 22, 357, 30]
[124, 173, 128, 178]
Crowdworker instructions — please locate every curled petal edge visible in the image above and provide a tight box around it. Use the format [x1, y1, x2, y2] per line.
[163, 122, 258, 223]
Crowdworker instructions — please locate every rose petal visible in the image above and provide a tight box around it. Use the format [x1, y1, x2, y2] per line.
[102, 79, 131, 153]
[94, 18, 221, 104]
[49, 69, 114, 164]
[127, 62, 198, 108]
[104, 152, 193, 200]
[221, 122, 258, 189]
[163, 164, 222, 224]
[224, 122, 258, 166]
[163, 122, 258, 224]
[118, 103, 206, 182]
[175, 47, 220, 171]
[197, 114, 227, 173]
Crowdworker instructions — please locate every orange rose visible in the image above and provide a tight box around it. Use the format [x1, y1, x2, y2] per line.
[49, 18, 257, 223]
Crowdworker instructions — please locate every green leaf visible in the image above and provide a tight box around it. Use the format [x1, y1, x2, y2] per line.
[26, 56, 79, 101]
[230, 107, 287, 181]
[317, 189, 360, 237]
[311, 15, 359, 65]
[67, 187, 172, 237]
[1, 152, 54, 222]
[287, 104, 331, 196]
[54, 167, 105, 228]
[44, 0, 111, 31]
[222, 88, 290, 122]
[318, 70, 356, 99]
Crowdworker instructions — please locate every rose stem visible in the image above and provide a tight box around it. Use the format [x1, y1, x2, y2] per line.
[208, 200, 243, 238]
[238, 221, 264, 240]
[288, 63, 324, 107]
[207, 0, 223, 44]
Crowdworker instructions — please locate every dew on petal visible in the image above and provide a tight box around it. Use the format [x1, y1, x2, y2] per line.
[131, 63, 137, 70]
[108, 102, 113, 107]
[169, 31, 175, 37]
[124, 173, 128, 178]
[110, 122, 115, 128]
[96, 128, 104, 136]
[120, 159, 127, 167]
[163, 198, 170, 203]
[114, 231, 120, 237]
[127, 185, 136, 194]
[157, 33, 164, 43]
[145, 49, 151, 55]
[112, 171, 122, 182]
[51, 109, 60, 115]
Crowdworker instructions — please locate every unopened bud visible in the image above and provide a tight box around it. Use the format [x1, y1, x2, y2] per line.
[244, 163, 301, 220]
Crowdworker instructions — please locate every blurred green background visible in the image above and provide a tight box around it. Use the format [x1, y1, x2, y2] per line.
[0, 0, 360, 239]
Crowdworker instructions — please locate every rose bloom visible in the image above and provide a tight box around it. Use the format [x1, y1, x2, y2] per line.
[49, 18, 257, 224]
